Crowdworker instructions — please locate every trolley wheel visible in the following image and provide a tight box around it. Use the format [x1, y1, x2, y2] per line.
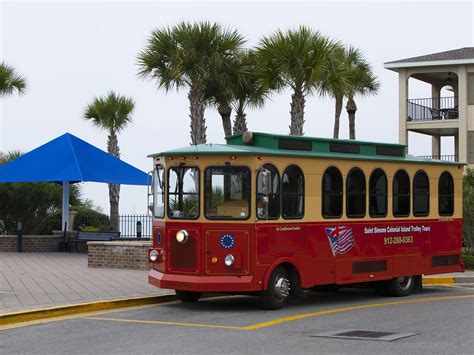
[386, 276, 415, 297]
[175, 290, 202, 303]
[260, 266, 291, 310]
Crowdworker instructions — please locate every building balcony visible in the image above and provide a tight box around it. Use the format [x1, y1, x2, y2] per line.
[416, 155, 458, 162]
[407, 97, 458, 122]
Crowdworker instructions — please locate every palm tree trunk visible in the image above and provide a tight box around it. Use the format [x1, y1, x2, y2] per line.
[218, 104, 232, 137]
[346, 97, 357, 140]
[188, 85, 207, 145]
[107, 133, 120, 231]
[289, 87, 305, 136]
[233, 102, 248, 134]
[333, 96, 343, 139]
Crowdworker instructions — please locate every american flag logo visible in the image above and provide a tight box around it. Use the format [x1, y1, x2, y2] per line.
[325, 226, 356, 256]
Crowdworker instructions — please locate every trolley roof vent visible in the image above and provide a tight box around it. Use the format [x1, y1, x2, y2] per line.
[329, 142, 360, 154]
[376, 145, 405, 157]
[278, 138, 312, 151]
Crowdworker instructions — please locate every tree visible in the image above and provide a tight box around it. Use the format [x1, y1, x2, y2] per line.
[256, 26, 336, 135]
[318, 45, 351, 139]
[206, 49, 268, 136]
[83, 92, 135, 231]
[232, 50, 269, 134]
[138, 21, 245, 144]
[464, 168, 474, 255]
[0, 62, 26, 97]
[343, 47, 380, 140]
[0, 151, 82, 235]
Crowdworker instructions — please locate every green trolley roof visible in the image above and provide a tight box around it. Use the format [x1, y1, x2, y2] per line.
[149, 132, 460, 166]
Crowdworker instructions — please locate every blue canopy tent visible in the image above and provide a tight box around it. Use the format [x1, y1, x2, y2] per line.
[0, 133, 149, 231]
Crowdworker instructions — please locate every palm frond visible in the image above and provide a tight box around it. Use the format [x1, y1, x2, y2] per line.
[0, 62, 26, 97]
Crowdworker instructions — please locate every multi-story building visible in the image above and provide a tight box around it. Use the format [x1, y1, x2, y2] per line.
[384, 47, 474, 167]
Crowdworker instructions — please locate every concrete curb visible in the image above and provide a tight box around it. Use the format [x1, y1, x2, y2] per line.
[423, 276, 474, 285]
[0, 294, 177, 327]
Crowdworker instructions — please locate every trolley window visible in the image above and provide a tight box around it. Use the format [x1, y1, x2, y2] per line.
[167, 166, 199, 219]
[153, 165, 165, 218]
[322, 167, 343, 218]
[413, 170, 429, 217]
[205, 166, 250, 220]
[347, 168, 366, 218]
[393, 170, 410, 217]
[439, 172, 454, 216]
[282, 165, 304, 219]
[369, 169, 388, 217]
[257, 164, 280, 220]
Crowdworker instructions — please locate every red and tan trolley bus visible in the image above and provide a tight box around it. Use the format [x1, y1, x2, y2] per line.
[147, 132, 464, 309]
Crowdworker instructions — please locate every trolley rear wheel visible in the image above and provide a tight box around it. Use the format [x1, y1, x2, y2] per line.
[386, 276, 415, 297]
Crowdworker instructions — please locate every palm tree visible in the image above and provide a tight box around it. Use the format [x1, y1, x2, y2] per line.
[232, 50, 269, 134]
[344, 47, 380, 140]
[256, 26, 336, 135]
[138, 21, 245, 144]
[206, 49, 268, 136]
[83, 92, 135, 232]
[318, 45, 351, 139]
[0, 62, 26, 97]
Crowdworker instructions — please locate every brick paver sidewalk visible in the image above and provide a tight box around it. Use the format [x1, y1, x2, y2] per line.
[0, 253, 171, 313]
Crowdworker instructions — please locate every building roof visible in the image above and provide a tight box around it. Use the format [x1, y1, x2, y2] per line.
[384, 47, 474, 70]
[149, 132, 459, 166]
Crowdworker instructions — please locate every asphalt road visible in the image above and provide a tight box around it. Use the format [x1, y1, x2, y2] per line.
[1, 285, 473, 354]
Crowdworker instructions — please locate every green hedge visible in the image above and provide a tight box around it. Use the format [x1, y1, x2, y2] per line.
[463, 254, 474, 270]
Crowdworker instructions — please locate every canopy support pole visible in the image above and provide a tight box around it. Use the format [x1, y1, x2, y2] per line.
[62, 181, 70, 232]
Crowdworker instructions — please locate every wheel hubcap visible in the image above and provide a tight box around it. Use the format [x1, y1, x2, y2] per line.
[397, 276, 413, 291]
[274, 275, 290, 301]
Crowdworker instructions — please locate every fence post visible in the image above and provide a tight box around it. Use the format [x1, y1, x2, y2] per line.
[16, 218, 23, 253]
[136, 221, 142, 239]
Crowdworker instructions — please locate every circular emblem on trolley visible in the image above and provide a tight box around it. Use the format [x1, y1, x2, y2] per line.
[220, 234, 235, 249]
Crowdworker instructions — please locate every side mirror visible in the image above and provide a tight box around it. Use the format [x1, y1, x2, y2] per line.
[257, 168, 272, 220]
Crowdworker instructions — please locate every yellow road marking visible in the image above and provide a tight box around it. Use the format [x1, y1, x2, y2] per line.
[86, 316, 243, 330]
[242, 294, 474, 330]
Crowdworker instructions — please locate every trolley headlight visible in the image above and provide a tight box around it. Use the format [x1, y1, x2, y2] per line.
[224, 254, 235, 267]
[149, 249, 159, 262]
[176, 230, 189, 244]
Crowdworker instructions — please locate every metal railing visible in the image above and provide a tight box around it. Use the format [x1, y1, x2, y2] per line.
[75, 214, 152, 239]
[118, 214, 152, 239]
[417, 155, 459, 162]
[407, 97, 458, 121]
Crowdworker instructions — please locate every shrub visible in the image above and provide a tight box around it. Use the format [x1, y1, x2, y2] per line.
[463, 253, 474, 270]
[73, 208, 110, 231]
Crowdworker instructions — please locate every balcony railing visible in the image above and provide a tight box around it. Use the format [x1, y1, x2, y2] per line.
[407, 97, 458, 121]
[417, 155, 458, 162]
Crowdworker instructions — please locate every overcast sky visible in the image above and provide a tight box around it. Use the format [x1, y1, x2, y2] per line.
[1, 0, 473, 214]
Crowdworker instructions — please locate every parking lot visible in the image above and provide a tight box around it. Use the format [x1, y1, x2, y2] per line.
[1, 284, 473, 354]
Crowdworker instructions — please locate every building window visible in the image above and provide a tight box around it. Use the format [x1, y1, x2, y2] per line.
[282, 165, 304, 219]
[204, 166, 250, 220]
[393, 170, 410, 217]
[439, 171, 454, 216]
[256, 164, 280, 220]
[369, 169, 388, 217]
[468, 73, 474, 105]
[167, 166, 200, 219]
[413, 170, 429, 216]
[322, 167, 343, 218]
[346, 168, 366, 218]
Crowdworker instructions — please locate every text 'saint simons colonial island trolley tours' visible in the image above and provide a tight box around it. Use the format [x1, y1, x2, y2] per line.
[147, 132, 464, 309]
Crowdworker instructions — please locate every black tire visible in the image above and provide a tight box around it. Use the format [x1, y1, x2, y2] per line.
[386, 276, 415, 297]
[259, 266, 290, 310]
[175, 290, 202, 303]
